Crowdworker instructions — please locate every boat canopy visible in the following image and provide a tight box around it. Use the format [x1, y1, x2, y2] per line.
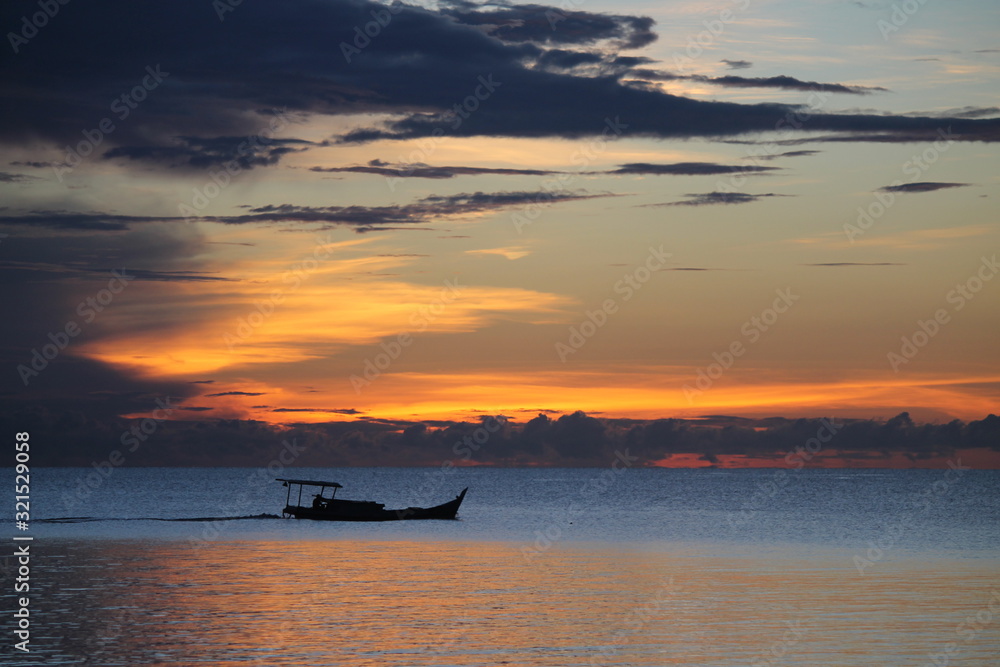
[276, 478, 343, 488]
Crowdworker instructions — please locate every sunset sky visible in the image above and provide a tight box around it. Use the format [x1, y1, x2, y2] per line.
[2, 0, 999, 462]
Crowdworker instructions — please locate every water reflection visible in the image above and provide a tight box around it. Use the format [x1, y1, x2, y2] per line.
[4, 540, 998, 666]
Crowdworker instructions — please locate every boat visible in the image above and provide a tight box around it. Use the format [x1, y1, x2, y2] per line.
[275, 478, 468, 521]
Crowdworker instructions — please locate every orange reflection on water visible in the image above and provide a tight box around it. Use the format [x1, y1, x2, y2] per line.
[30, 539, 1000, 666]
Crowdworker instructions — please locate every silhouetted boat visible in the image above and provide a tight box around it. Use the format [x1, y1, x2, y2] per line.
[276, 478, 467, 521]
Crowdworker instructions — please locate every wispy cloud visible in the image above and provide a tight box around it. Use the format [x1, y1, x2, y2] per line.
[721, 59, 753, 70]
[314, 160, 779, 181]
[0, 171, 39, 183]
[878, 182, 971, 193]
[466, 247, 532, 260]
[610, 162, 778, 176]
[629, 69, 888, 95]
[271, 407, 361, 414]
[311, 160, 559, 179]
[653, 192, 790, 207]
[0, 191, 618, 233]
[747, 150, 821, 161]
[659, 267, 733, 271]
[803, 262, 906, 267]
[104, 136, 320, 170]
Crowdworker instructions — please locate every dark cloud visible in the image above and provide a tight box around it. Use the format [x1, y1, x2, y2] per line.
[311, 160, 560, 179]
[9, 161, 56, 168]
[611, 55, 657, 68]
[537, 48, 605, 70]
[206, 391, 266, 397]
[804, 262, 906, 267]
[0, 261, 230, 283]
[418, 190, 611, 209]
[0, 172, 38, 183]
[227, 190, 612, 231]
[111, 268, 230, 282]
[0, 226, 247, 423]
[610, 162, 778, 176]
[628, 69, 887, 94]
[3, 408, 996, 467]
[777, 129, 1000, 143]
[657, 192, 788, 207]
[0, 190, 615, 233]
[441, 2, 658, 49]
[697, 75, 887, 95]
[0, 225, 220, 291]
[0, 210, 160, 232]
[929, 107, 1000, 119]
[1, 0, 997, 158]
[878, 182, 971, 193]
[0, 357, 202, 442]
[721, 59, 753, 70]
[103, 135, 318, 170]
[272, 408, 362, 414]
[748, 150, 821, 161]
[314, 160, 778, 180]
[660, 267, 728, 271]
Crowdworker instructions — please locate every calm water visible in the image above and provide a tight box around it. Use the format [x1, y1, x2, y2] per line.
[2, 467, 998, 665]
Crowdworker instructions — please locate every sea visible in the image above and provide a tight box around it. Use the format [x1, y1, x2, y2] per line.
[1, 466, 998, 666]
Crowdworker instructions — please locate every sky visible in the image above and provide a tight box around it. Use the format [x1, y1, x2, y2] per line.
[2, 0, 998, 467]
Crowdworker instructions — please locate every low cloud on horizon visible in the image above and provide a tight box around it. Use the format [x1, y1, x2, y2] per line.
[3, 407, 996, 467]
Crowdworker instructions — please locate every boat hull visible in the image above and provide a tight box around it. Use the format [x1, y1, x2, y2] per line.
[283, 488, 467, 522]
